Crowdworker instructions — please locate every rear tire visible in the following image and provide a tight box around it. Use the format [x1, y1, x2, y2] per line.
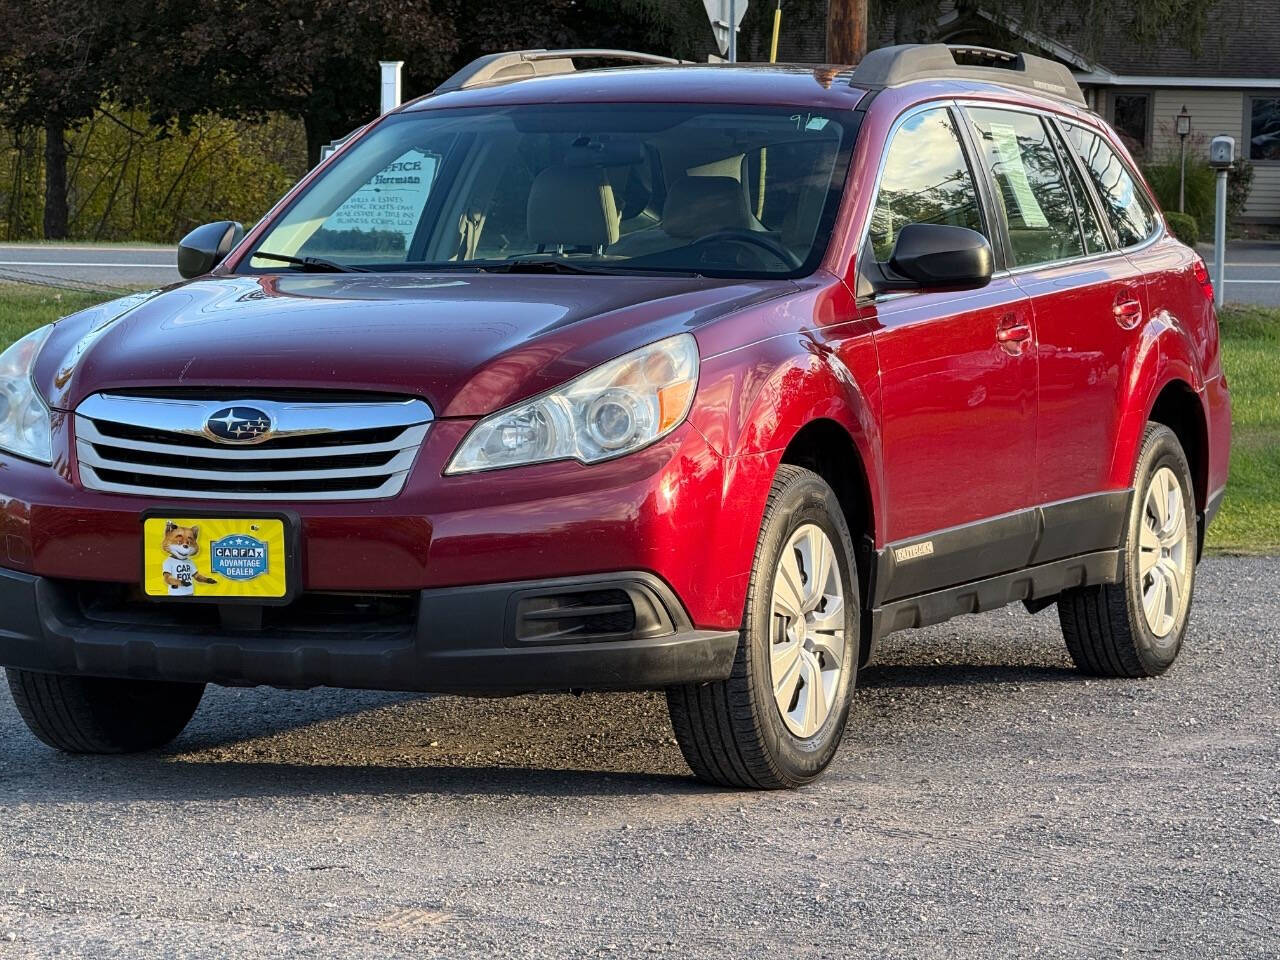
[666, 465, 859, 789]
[1058, 423, 1197, 677]
[6, 668, 205, 754]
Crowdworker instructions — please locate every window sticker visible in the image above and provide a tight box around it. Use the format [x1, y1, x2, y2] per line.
[988, 123, 1049, 229]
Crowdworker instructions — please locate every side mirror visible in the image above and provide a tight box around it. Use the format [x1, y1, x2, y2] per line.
[177, 221, 244, 279]
[862, 223, 993, 296]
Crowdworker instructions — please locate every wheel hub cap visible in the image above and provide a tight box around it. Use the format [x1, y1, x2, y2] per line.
[769, 524, 846, 738]
[1138, 466, 1191, 638]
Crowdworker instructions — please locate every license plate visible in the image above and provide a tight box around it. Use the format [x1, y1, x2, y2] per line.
[142, 513, 294, 603]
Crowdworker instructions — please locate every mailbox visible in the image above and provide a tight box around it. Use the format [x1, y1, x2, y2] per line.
[1209, 135, 1236, 168]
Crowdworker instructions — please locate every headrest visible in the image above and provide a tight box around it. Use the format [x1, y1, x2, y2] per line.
[662, 175, 755, 239]
[526, 166, 620, 249]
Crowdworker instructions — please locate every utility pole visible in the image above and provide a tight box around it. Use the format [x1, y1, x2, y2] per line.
[826, 0, 868, 64]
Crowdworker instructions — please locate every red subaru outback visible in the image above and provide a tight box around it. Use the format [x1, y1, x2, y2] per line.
[0, 45, 1230, 788]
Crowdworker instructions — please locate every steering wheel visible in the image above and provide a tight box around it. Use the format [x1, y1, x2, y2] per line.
[685, 230, 803, 270]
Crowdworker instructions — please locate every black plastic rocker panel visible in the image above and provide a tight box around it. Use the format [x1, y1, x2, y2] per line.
[865, 490, 1132, 653]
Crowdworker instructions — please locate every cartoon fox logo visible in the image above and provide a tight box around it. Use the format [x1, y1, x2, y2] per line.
[160, 522, 217, 596]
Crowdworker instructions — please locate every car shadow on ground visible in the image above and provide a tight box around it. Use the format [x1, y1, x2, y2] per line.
[5, 753, 710, 802]
[2, 643, 1090, 803]
[860, 661, 1080, 690]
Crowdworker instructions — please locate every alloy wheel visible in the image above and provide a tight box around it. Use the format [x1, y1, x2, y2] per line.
[769, 523, 847, 738]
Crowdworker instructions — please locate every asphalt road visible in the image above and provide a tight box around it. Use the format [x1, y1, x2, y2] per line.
[0, 244, 179, 291]
[0, 555, 1276, 958]
[1200, 240, 1280, 307]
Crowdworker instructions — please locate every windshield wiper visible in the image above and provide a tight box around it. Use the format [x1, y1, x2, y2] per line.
[250, 250, 369, 273]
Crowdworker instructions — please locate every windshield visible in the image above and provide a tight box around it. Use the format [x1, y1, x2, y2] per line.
[241, 103, 859, 279]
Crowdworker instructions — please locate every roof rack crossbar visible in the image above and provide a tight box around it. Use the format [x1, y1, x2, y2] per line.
[849, 43, 1085, 106]
[436, 48, 682, 93]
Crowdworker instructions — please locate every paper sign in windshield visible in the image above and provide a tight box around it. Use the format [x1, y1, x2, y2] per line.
[327, 149, 440, 249]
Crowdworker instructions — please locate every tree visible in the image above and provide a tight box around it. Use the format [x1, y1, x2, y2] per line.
[871, 0, 1220, 60]
[0, 1, 128, 238]
[734, 0, 1219, 64]
[119, 0, 461, 166]
[125, 0, 713, 166]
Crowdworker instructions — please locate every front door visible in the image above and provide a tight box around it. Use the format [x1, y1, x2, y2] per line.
[855, 105, 1038, 596]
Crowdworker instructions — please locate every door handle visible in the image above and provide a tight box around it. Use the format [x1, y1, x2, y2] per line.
[996, 315, 1032, 355]
[1113, 297, 1143, 328]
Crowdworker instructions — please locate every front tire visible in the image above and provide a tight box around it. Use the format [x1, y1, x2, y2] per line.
[6, 669, 205, 754]
[1058, 423, 1197, 677]
[667, 465, 859, 789]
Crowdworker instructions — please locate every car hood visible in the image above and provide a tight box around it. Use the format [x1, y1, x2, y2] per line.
[36, 272, 792, 417]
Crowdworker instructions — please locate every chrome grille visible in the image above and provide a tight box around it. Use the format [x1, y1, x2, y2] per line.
[74, 393, 432, 501]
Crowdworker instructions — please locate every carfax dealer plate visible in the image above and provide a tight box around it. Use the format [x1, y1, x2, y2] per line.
[142, 513, 296, 603]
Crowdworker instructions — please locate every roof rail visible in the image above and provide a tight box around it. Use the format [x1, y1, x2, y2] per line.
[850, 44, 1085, 106]
[436, 48, 682, 94]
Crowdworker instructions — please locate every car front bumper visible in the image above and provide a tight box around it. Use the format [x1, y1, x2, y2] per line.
[0, 566, 738, 694]
[0, 418, 756, 632]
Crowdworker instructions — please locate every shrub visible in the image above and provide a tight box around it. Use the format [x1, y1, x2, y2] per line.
[0, 106, 306, 243]
[1142, 158, 1216, 240]
[1227, 157, 1255, 222]
[1164, 211, 1199, 246]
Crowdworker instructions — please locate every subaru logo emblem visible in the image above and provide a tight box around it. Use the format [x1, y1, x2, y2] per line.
[205, 406, 274, 444]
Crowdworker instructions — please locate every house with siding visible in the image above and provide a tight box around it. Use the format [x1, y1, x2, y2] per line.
[755, 0, 1280, 223]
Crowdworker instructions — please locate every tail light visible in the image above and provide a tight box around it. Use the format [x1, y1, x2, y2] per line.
[1193, 258, 1214, 303]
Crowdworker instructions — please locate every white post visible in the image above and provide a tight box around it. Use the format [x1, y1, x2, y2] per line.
[728, 0, 737, 62]
[1214, 168, 1228, 309]
[379, 61, 404, 114]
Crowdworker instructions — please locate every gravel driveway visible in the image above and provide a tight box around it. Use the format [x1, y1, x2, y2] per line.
[1, 556, 1276, 959]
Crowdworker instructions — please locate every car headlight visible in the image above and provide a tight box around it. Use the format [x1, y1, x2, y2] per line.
[446, 333, 699, 474]
[0, 325, 54, 464]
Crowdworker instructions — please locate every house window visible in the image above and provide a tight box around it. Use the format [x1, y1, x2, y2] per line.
[1112, 94, 1150, 157]
[1250, 97, 1280, 161]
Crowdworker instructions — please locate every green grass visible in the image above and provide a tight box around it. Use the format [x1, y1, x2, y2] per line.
[0, 284, 111, 347]
[1208, 304, 1280, 553]
[0, 283, 1276, 552]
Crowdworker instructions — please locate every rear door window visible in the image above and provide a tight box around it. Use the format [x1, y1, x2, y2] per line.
[1049, 123, 1109, 254]
[964, 107, 1084, 267]
[868, 107, 987, 262]
[1063, 123, 1158, 248]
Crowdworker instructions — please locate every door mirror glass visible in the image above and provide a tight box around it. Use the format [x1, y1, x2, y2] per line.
[887, 222, 994, 288]
[177, 221, 244, 279]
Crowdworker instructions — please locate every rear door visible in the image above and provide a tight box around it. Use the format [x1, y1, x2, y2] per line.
[962, 105, 1141, 553]
[855, 104, 1038, 594]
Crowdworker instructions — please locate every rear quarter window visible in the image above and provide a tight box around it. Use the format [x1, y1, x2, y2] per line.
[1064, 124, 1159, 248]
